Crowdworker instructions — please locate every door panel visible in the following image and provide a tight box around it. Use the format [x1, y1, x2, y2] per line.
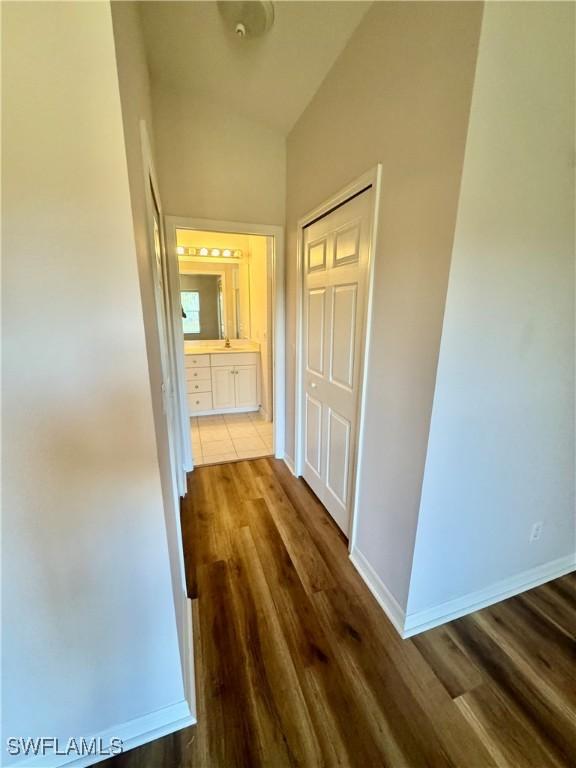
[305, 393, 322, 478]
[212, 366, 235, 409]
[235, 365, 258, 408]
[301, 189, 373, 534]
[308, 238, 326, 272]
[326, 409, 351, 507]
[334, 223, 360, 266]
[330, 284, 357, 390]
[307, 289, 325, 375]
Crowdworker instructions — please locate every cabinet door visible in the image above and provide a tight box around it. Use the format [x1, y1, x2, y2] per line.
[212, 366, 235, 409]
[234, 365, 258, 409]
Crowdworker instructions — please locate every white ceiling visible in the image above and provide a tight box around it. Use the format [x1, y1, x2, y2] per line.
[140, 1, 371, 134]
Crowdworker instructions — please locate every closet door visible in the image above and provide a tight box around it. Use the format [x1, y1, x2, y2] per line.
[301, 189, 372, 535]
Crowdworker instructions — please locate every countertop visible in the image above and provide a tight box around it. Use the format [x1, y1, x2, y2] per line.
[184, 342, 260, 355]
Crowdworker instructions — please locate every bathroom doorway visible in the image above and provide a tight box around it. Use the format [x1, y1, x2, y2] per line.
[165, 217, 285, 471]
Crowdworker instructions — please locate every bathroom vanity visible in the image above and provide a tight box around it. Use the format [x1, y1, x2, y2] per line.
[185, 344, 261, 416]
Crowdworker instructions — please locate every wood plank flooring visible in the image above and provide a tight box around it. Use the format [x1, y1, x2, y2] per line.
[103, 458, 576, 767]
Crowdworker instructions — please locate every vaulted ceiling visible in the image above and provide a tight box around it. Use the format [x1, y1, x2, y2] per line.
[140, 1, 371, 134]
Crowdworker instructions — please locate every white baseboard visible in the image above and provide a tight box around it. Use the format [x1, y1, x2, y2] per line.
[403, 553, 576, 637]
[13, 699, 195, 767]
[283, 455, 296, 476]
[182, 596, 196, 719]
[349, 547, 406, 637]
[14, 596, 197, 767]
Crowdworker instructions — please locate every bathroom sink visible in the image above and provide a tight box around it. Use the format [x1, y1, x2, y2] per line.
[184, 343, 259, 355]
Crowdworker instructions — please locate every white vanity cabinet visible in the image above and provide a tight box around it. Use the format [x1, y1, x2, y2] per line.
[185, 350, 260, 415]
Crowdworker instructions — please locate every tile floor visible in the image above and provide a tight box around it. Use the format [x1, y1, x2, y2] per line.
[191, 412, 274, 466]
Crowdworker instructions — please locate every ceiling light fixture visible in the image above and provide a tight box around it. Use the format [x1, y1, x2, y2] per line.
[218, 1, 275, 40]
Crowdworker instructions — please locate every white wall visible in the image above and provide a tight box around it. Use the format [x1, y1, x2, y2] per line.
[406, 1, 576, 617]
[286, 2, 484, 608]
[2, 1, 186, 759]
[152, 87, 286, 225]
[111, 1, 189, 666]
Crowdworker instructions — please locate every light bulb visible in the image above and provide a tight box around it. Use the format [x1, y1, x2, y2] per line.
[211, 248, 221, 257]
[223, 249, 232, 257]
[176, 246, 184, 255]
[199, 248, 209, 256]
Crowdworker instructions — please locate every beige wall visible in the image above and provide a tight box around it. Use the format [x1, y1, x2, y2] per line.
[407, 1, 576, 617]
[152, 87, 286, 224]
[111, 1, 188, 664]
[286, 1, 484, 606]
[248, 236, 272, 418]
[2, 0, 185, 753]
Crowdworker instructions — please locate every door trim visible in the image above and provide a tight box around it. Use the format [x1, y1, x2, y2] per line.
[165, 216, 286, 467]
[294, 165, 382, 548]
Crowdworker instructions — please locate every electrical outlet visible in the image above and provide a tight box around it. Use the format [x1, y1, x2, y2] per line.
[530, 522, 544, 542]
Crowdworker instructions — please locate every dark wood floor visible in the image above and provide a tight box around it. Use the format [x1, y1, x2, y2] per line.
[104, 458, 576, 767]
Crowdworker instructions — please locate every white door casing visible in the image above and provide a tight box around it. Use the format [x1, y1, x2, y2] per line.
[302, 189, 373, 534]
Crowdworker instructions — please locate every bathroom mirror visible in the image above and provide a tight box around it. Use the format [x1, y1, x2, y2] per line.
[176, 228, 256, 341]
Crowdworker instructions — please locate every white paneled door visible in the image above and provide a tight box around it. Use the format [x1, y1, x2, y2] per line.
[302, 189, 373, 534]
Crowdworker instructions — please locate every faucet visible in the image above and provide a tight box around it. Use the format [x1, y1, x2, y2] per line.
[224, 335, 231, 349]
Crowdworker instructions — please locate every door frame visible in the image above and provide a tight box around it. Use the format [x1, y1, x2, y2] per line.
[294, 165, 382, 548]
[140, 122, 196, 718]
[165, 216, 286, 468]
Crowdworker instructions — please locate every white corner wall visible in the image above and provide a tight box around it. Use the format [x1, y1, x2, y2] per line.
[406, 1, 576, 627]
[152, 87, 286, 225]
[286, 1, 484, 611]
[2, 2, 189, 762]
[110, 1, 190, 672]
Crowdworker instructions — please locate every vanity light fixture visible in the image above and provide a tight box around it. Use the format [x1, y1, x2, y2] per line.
[177, 245, 243, 258]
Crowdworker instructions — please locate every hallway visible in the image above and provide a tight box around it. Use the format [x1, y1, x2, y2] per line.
[106, 459, 575, 767]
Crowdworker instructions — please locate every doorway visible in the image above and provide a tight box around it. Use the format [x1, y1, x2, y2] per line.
[165, 217, 285, 472]
[295, 167, 382, 539]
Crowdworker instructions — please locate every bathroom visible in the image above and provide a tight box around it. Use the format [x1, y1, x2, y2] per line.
[176, 227, 274, 465]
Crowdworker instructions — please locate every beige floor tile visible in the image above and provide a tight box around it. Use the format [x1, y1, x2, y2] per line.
[226, 423, 259, 438]
[202, 439, 235, 457]
[236, 448, 272, 459]
[249, 411, 267, 423]
[232, 435, 267, 452]
[224, 413, 254, 424]
[199, 426, 230, 441]
[200, 453, 238, 465]
[256, 423, 273, 438]
[198, 415, 225, 426]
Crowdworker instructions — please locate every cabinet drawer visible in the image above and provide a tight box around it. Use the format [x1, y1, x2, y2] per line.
[210, 352, 259, 368]
[184, 353, 210, 368]
[187, 379, 212, 395]
[185, 366, 211, 382]
[188, 392, 213, 412]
